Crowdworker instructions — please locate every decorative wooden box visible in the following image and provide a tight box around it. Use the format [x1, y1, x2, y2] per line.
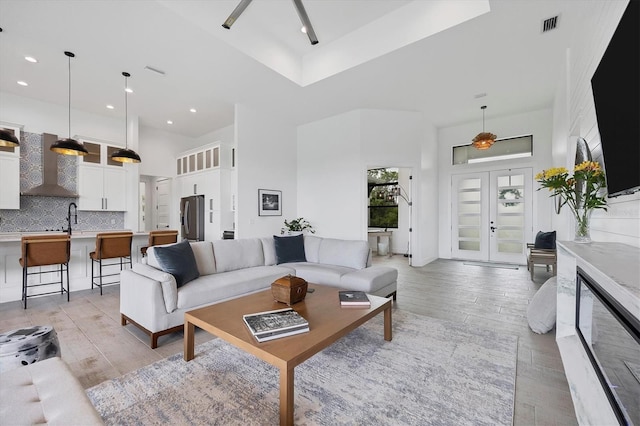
[271, 275, 308, 305]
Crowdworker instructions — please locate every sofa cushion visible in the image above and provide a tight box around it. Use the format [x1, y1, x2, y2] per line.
[341, 266, 398, 293]
[261, 237, 277, 266]
[190, 241, 216, 275]
[534, 231, 556, 249]
[153, 240, 200, 287]
[177, 266, 295, 310]
[318, 238, 369, 270]
[284, 262, 353, 286]
[303, 235, 322, 263]
[212, 238, 265, 273]
[274, 235, 307, 264]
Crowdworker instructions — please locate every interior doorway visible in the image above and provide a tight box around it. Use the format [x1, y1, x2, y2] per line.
[366, 167, 413, 264]
[451, 167, 532, 264]
[139, 175, 172, 231]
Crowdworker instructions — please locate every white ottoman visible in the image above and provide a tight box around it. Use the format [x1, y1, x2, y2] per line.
[0, 356, 103, 425]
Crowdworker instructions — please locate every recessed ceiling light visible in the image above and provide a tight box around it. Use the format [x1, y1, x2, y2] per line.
[25, 56, 38, 63]
[106, 105, 114, 109]
[17, 81, 28, 86]
[189, 108, 197, 113]
[125, 88, 133, 93]
[167, 120, 173, 125]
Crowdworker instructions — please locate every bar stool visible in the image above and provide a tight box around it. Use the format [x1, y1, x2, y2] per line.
[140, 229, 179, 257]
[90, 232, 133, 295]
[19, 234, 71, 309]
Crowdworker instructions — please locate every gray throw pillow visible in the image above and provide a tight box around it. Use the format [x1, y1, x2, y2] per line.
[273, 234, 306, 264]
[527, 277, 557, 334]
[534, 231, 556, 249]
[153, 240, 199, 287]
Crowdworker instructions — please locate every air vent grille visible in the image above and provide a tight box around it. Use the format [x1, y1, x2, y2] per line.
[542, 15, 559, 33]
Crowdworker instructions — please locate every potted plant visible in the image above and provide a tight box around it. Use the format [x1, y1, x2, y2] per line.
[281, 218, 315, 235]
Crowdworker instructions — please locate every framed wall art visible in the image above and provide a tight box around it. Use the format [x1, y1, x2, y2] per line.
[258, 189, 282, 216]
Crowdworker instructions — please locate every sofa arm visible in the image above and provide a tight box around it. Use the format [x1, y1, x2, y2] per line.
[341, 266, 398, 295]
[120, 268, 175, 334]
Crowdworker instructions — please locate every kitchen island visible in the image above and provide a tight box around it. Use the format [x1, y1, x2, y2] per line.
[0, 231, 149, 304]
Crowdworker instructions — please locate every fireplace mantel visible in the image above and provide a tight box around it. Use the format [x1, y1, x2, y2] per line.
[556, 241, 640, 425]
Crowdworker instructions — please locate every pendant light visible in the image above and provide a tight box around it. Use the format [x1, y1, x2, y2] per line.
[471, 105, 497, 150]
[110, 72, 141, 163]
[51, 51, 88, 156]
[0, 128, 19, 147]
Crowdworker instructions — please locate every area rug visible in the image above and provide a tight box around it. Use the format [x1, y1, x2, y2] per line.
[463, 261, 519, 270]
[87, 311, 517, 425]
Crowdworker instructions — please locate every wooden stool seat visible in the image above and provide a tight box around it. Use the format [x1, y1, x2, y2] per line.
[140, 230, 178, 256]
[19, 235, 71, 309]
[90, 232, 133, 295]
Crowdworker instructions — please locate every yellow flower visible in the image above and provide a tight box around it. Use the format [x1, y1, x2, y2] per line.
[574, 161, 601, 173]
[544, 167, 567, 179]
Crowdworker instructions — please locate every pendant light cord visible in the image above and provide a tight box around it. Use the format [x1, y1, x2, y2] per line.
[68, 54, 71, 138]
[124, 73, 128, 149]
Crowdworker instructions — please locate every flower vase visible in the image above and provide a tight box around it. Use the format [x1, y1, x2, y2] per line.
[574, 208, 592, 243]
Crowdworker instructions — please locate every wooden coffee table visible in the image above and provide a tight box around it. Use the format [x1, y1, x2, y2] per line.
[184, 284, 392, 426]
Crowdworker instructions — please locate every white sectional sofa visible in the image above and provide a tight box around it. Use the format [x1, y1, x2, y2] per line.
[120, 235, 397, 348]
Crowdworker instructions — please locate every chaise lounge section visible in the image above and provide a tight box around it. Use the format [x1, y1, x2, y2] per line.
[120, 235, 397, 348]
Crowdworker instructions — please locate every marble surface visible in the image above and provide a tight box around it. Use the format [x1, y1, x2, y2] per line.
[556, 241, 640, 425]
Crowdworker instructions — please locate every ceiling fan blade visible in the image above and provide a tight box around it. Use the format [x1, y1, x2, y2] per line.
[222, 0, 253, 29]
[292, 0, 318, 45]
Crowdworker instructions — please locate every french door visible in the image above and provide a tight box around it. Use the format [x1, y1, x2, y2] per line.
[451, 168, 532, 264]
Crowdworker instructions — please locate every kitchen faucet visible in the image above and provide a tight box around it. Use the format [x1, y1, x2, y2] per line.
[65, 202, 78, 235]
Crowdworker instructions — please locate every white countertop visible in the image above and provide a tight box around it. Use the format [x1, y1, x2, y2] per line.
[0, 230, 149, 242]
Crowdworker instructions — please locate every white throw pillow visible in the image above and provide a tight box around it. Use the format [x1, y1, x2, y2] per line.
[527, 277, 557, 334]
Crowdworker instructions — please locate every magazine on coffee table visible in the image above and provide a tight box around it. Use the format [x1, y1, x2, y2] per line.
[243, 308, 309, 342]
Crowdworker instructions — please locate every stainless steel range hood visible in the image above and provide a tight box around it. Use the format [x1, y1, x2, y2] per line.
[21, 133, 78, 197]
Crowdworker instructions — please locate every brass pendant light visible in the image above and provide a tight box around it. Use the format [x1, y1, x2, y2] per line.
[471, 105, 497, 150]
[110, 72, 141, 163]
[0, 128, 19, 147]
[50, 51, 88, 156]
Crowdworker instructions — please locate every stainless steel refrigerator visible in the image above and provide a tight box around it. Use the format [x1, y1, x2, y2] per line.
[180, 195, 204, 241]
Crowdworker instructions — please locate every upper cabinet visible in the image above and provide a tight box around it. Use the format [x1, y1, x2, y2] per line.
[176, 144, 233, 176]
[0, 125, 21, 210]
[79, 140, 124, 168]
[77, 139, 127, 211]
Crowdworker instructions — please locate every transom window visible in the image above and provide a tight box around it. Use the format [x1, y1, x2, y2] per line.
[453, 135, 533, 165]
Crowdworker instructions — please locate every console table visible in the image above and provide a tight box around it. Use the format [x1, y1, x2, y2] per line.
[556, 241, 640, 425]
[368, 230, 393, 257]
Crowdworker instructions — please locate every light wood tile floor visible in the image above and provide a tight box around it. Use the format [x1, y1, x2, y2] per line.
[0, 256, 577, 425]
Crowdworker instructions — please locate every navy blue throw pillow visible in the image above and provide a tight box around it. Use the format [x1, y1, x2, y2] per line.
[153, 240, 200, 287]
[274, 234, 306, 264]
[534, 231, 556, 249]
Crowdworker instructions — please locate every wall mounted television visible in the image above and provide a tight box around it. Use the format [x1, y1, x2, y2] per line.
[590, 0, 640, 198]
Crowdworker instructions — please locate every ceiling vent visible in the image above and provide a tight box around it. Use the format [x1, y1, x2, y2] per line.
[542, 15, 559, 33]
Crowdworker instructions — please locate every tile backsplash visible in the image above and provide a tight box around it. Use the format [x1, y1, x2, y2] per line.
[0, 131, 124, 232]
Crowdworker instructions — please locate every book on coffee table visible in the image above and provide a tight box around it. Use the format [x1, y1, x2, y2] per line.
[243, 308, 309, 342]
[339, 291, 371, 307]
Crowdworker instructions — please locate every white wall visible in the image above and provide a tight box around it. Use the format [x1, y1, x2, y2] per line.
[297, 111, 362, 239]
[556, 0, 639, 247]
[437, 108, 554, 259]
[235, 104, 297, 238]
[297, 108, 437, 266]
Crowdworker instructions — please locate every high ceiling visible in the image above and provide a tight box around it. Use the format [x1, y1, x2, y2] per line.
[0, 0, 586, 139]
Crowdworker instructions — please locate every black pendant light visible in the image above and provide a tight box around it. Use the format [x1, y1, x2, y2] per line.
[0, 128, 19, 147]
[50, 51, 88, 156]
[110, 72, 141, 163]
[0, 28, 19, 148]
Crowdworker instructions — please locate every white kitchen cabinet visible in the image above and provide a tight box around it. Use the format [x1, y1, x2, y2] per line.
[78, 165, 126, 211]
[0, 156, 20, 209]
